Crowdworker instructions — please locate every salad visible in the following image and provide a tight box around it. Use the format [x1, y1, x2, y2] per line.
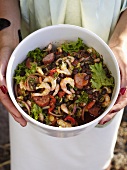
[14, 38, 114, 127]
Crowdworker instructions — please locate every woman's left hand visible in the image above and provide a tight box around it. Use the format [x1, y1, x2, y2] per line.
[99, 43, 127, 125]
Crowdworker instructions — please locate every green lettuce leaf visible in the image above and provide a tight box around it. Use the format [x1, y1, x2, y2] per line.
[31, 103, 43, 120]
[61, 38, 87, 54]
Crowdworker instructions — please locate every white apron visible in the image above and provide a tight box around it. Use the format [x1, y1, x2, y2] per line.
[10, 0, 127, 169]
[10, 112, 123, 170]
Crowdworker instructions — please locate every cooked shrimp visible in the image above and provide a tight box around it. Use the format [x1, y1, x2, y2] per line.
[53, 84, 60, 96]
[102, 94, 111, 107]
[57, 47, 62, 53]
[60, 77, 74, 94]
[104, 87, 112, 94]
[66, 94, 75, 100]
[19, 80, 26, 90]
[57, 119, 72, 128]
[44, 43, 52, 51]
[63, 56, 74, 63]
[57, 61, 71, 75]
[61, 104, 69, 114]
[36, 67, 44, 76]
[43, 76, 56, 91]
[31, 82, 50, 96]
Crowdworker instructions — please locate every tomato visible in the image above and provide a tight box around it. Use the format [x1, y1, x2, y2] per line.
[48, 95, 56, 113]
[49, 69, 57, 76]
[86, 100, 96, 110]
[64, 116, 76, 125]
[58, 91, 65, 98]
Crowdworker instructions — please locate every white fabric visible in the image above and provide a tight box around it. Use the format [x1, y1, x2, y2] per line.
[10, 0, 127, 170]
[10, 111, 123, 170]
[20, 0, 127, 42]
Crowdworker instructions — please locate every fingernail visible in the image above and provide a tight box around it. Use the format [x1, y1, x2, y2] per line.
[110, 109, 119, 113]
[20, 121, 27, 127]
[120, 87, 126, 95]
[0, 85, 8, 94]
[102, 121, 108, 125]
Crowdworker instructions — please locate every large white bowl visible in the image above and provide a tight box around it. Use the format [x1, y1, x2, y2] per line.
[6, 24, 120, 137]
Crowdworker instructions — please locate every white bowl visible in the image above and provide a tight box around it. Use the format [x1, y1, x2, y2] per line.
[6, 24, 120, 137]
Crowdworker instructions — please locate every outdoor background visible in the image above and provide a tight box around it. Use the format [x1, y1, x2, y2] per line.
[0, 102, 127, 170]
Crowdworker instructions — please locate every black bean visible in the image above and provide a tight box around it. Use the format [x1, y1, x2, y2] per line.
[42, 68, 47, 73]
[82, 65, 86, 70]
[101, 88, 107, 95]
[24, 96, 28, 101]
[87, 90, 93, 95]
[56, 77, 61, 83]
[84, 75, 89, 80]
[75, 90, 81, 95]
[85, 64, 89, 69]
[58, 60, 62, 65]
[20, 70, 25, 76]
[73, 68, 79, 75]
[73, 96, 78, 101]
[59, 73, 65, 78]
[86, 70, 91, 75]
[55, 55, 60, 60]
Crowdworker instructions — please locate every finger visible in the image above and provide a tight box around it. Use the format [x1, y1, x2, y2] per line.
[99, 90, 127, 125]
[0, 91, 27, 126]
[99, 111, 117, 125]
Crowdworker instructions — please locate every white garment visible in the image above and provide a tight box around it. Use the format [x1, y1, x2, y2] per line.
[10, 0, 127, 170]
[20, 0, 127, 42]
[10, 111, 123, 170]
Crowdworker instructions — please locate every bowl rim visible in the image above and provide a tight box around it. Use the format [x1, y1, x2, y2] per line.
[6, 24, 120, 132]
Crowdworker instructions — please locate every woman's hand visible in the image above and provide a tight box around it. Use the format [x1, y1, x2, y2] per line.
[99, 43, 127, 125]
[0, 46, 27, 126]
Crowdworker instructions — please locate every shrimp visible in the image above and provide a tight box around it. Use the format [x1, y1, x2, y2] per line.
[43, 76, 56, 91]
[61, 104, 69, 114]
[19, 80, 27, 90]
[44, 43, 52, 51]
[31, 82, 50, 96]
[66, 94, 75, 100]
[57, 61, 71, 75]
[63, 56, 75, 63]
[36, 67, 44, 76]
[53, 84, 60, 96]
[60, 77, 74, 94]
[102, 94, 111, 107]
[57, 119, 72, 128]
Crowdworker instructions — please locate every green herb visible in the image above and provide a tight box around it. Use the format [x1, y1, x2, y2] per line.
[90, 62, 114, 89]
[14, 62, 26, 84]
[25, 62, 37, 77]
[53, 72, 59, 78]
[75, 91, 88, 104]
[31, 103, 43, 120]
[14, 62, 37, 84]
[27, 48, 43, 62]
[61, 38, 87, 54]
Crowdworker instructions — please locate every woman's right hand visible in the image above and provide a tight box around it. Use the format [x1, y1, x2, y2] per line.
[0, 46, 27, 126]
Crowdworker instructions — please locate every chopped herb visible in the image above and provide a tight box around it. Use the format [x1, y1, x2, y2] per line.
[75, 91, 88, 104]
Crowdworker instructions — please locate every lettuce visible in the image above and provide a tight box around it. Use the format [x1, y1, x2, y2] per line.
[31, 103, 43, 120]
[61, 38, 87, 54]
[14, 62, 37, 84]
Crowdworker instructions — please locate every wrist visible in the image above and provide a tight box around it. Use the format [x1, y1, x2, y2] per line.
[0, 28, 19, 50]
[109, 33, 127, 49]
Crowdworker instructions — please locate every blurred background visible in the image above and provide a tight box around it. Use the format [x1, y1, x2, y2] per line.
[0, 102, 127, 170]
